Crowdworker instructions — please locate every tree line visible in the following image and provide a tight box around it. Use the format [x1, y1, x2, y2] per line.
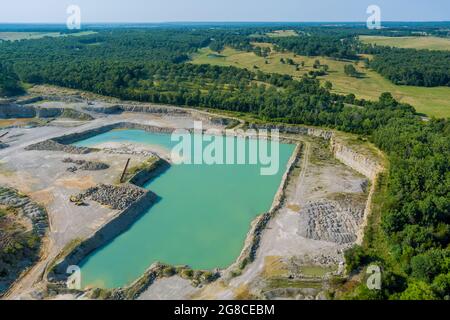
[0, 62, 24, 97]
[364, 45, 450, 87]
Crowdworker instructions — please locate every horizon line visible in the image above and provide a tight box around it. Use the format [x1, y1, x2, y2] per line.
[1, 20, 450, 25]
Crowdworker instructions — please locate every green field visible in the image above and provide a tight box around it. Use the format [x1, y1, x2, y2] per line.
[250, 30, 299, 38]
[191, 44, 450, 118]
[0, 31, 97, 41]
[360, 35, 450, 51]
[266, 30, 298, 37]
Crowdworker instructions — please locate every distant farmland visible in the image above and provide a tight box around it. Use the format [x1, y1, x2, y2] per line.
[0, 31, 96, 41]
[191, 44, 450, 118]
[360, 35, 450, 51]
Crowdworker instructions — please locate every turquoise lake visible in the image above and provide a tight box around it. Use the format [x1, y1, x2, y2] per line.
[74, 129, 295, 288]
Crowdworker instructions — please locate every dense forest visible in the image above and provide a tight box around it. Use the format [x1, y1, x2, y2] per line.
[366, 46, 450, 87]
[0, 63, 24, 97]
[270, 35, 358, 59]
[0, 27, 449, 300]
[0, 29, 211, 64]
[346, 116, 450, 300]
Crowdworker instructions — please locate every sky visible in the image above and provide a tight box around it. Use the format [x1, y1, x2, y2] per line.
[0, 0, 449, 23]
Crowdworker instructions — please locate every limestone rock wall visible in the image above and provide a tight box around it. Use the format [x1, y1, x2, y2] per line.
[0, 104, 36, 118]
[249, 123, 383, 181]
[0, 103, 64, 119]
[330, 137, 383, 181]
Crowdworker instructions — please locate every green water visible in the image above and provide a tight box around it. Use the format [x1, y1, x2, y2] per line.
[75, 129, 295, 288]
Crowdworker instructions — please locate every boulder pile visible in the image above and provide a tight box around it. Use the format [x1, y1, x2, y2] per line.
[0, 186, 48, 236]
[77, 184, 145, 210]
[63, 158, 109, 171]
[302, 199, 364, 245]
[25, 140, 92, 154]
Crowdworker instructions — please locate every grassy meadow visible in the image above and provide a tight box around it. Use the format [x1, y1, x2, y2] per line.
[360, 35, 450, 51]
[191, 44, 450, 118]
[0, 31, 96, 41]
[266, 30, 298, 38]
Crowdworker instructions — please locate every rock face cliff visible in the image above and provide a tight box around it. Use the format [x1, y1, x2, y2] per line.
[83, 103, 189, 116]
[249, 123, 383, 180]
[326, 136, 384, 245]
[0, 103, 64, 119]
[0, 103, 37, 118]
[330, 137, 383, 181]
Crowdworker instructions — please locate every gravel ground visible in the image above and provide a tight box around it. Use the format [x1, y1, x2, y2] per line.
[63, 158, 109, 171]
[25, 140, 92, 154]
[77, 184, 145, 211]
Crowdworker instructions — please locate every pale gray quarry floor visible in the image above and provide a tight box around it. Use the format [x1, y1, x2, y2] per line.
[138, 276, 200, 300]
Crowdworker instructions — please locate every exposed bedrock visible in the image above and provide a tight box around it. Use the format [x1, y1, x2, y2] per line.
[83, 103, 189, 116]
[49, 188, 158, 282]
[50, 122, 175, 146]
[249, 123, 333, 140]
[0, 103, 63, 119]
[76, 184, 146, 211]
[84, 103, 234, 126]
[0, 186, 48, 296]
[121, 104, 189, 115]
[249, 123, 383, 180]
[83, 105, 123, 114]
[62, 158, 109, 171]
[25, 139, 93, 154]
[300, 199, 365, 244]
[17, 95, 83, 105]
[0, 103, 92, 120]
[0, 186, 48, 236]
[0, 104, 37, 118]
[329, 138, 383, 181]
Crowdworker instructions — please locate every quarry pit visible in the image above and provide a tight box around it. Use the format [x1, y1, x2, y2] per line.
[0, 87, 384, 300]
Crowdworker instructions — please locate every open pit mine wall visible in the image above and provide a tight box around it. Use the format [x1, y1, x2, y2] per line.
[50, 190, 158, 281]
[83, 103, 190, 116]
[249, 124, 383, 180]
[53, 121, 229, 148]
[52, 122, 176, 145]
[0, 102, 64, 119]
[84, 103, 234, 126]
[329, 138, 383, 181]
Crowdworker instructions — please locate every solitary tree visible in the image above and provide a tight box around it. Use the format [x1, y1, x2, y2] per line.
[313, 59, 321, 69]
[344, 64, 358, 77]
